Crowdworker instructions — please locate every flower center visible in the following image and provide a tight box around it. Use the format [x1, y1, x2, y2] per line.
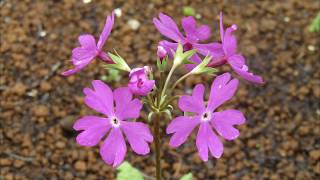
[137, 78, 144, 88]
[110, 117, 120, 127]
[201, 112, 211, 122]
[183, 42, 193, 51]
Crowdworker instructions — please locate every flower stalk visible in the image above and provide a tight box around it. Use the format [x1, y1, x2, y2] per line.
[153, 113, 162, 180]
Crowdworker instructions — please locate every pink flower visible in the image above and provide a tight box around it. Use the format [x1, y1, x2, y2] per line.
[166, 73, 246, 161]
[73, 80, 153, 167]
[62, 12, 115, 76]
[208, 12, 264, 84]
[153, 13, 222, 69]
[128, 66, 155, 96]
[157, 45, 167, 60]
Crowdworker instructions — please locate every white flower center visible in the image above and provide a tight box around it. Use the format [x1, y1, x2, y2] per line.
[201, 112, 212, 122]
[110, 117, 120, 127]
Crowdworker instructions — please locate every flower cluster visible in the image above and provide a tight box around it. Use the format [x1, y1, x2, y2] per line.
[62, 10, 264, 170]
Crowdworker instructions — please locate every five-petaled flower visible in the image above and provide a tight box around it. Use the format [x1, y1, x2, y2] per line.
[207, 12, 264, 84]
[128, 66, 155, 96]
[153, 13, 222, 69]
[62, 12, 115, 76]
[73, 80, 153, 167]
[166, 73, 246, 161]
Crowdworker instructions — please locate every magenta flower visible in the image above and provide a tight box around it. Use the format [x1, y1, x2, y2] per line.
[166, 73, 246, 161]
[157, 45, 167, 60]
[128, 66, 155, 96]
[208, 12, 264, 84]
[73, 80, 153, 167]
[62, 12, 115, 76]
[153, 13, 222, 68]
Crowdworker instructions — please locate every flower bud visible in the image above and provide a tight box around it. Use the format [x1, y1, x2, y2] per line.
[157, 45, 167, 60]
[128, 66, 155, 96]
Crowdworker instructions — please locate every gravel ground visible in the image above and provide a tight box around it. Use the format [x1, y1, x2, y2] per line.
[0, 0, 319, 179]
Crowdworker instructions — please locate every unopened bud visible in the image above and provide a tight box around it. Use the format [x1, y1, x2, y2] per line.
[157, 45, 167, 60]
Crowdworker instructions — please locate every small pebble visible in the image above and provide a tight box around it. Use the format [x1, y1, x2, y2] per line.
[40, 81, 52, 92]
[307, 45, 315, 52]
[284, 16, 290, 22]
[38, 31, 47, 37]
[114, 8, 122, 17]
[32, 105, 49, 117]
[82, 0, 91, 4]
[127, 19, 140, 30]
[74, 161, 87, 171]
[12, 83, 27, 96]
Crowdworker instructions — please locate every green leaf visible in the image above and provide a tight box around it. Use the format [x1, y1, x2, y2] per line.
[173, 43, 196, 67]
[117, 161, 144, 180]
[157, 58, 167, 72]
[183, 7, 196, 17]
[202, 67, 219, 75]
[103, 64, 123, 71]
[108, 52, 131, 72]
[180, 173, 193, 180]
[181, 49, 196, 63]
[190, 55, 218, 75]
[309, 13, 320, 33]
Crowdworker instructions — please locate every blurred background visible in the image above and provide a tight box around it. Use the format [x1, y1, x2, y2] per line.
[0, 0, 319, 179]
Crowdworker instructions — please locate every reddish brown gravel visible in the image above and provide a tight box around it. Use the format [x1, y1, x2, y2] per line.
[1, 0, 319, 179]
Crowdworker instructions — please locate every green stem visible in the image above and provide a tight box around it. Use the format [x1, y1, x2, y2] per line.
[157, 71, 164, 107]
[170, 71, 192, 92]
[153, 113, 161, 180]
[161, 65, 176, 98]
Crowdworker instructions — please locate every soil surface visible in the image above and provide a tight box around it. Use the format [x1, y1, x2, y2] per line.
[1, 0, 319, 179]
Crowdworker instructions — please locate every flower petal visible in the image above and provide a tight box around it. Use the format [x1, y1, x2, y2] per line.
[196, 122, 223, 161]
[153, 13, 184, 42]
[211, 109, 246, 140]
[228, 55, 264, 84]
[182, 16, 211, 41]
[207, 73, 239, 111]
[185, 54, 202, 70]
[97, 12, 115, 50]
[61, 65, 87, 76]
[71, 47, 96, 65]
[83, 80, 114, 116]
[223, 24, 238, 56]
[206, 123, 224, 158]
[178, 84, 206, 114]
[100, 128, 127, 167]
[196, 25, 211, 41]
[193, 43, 224, 58]
[228, 54, 245, 67]
[128, 79, 155, 96]
[196, 122, 209, 161]
[114, 87, 142, 120]
[69, 45, 97, 75]
[75, 118, 111, 147]
[166, 116, 200, 147]
[159, 40, 178, 59]
[78, 34, 96, 49]
[121, 121, 153, 155]
[73, 116, 108, 131]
